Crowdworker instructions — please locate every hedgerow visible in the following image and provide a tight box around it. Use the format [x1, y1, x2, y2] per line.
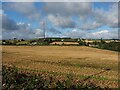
[2, 65, 112, 90]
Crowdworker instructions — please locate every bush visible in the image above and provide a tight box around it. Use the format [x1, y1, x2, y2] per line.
[2, 65, 112, 89]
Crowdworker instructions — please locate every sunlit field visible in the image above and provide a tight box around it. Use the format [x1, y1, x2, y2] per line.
[2, 46, 118, 88]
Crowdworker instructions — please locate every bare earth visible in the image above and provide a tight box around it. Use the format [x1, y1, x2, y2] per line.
[2, 46, 118, 88]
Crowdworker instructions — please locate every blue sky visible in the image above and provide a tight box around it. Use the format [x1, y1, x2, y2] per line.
[1, 2, 118, 39]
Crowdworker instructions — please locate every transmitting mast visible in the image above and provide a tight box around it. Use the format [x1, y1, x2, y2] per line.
[42, 21, 45, 39]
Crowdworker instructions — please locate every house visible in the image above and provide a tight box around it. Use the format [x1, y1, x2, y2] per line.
[30, 42, 37, 45]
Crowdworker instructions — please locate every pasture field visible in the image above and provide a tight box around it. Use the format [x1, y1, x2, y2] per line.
[2, 46, 118, 88]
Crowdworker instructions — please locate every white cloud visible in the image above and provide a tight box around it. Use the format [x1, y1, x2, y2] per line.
[45, 2, 92, 17]
[65, 29, 118, 39]
[47, 28, 61, 34]
[2, 14, 44, 39]
[94, 3, 118, 28]
[3, 2, 41, 21]
[34, 29, 43, 37]
[47, 14, 75, 28]
[92, 30, 109, 35]
[78, 3, 118, 30]
[80, 21, 102, 30]
[45, 2, 118, 30]
[2, 2, 118, 39]
[2, 0, 119, 2]
[2, 28, 44, 39]
[3, 0, 37, 2]
[65, 28, 86, 38]
[84, 30, 118, 39]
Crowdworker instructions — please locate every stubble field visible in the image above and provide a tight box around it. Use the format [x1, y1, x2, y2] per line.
[2, 46, 118, 88]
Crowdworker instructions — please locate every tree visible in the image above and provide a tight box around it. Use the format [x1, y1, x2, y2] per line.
[100, 38, 105, 44]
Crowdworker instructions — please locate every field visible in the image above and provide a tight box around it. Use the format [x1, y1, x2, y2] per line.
[2, 46, 118, 88]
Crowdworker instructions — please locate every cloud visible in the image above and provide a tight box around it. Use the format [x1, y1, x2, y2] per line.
[3, 0, 38, 2]
[48, 28, 61, 34]
[45, 2, 118, 30]
[1, 9, 43, 39]
[80, 21, 102, 30]
[3, 2, 40, 20]
[65, 28, 118, 39]
[84, 29, 118, 39]
[2, 0, 119, 2]
[1, 11, 43, 39]
[65, 29, 86, 38]
[44, 2, 92, 17]
[78, 3, 118, 30]
[33, 29, 44, 38]
[0, 9, 3, 30]
[17, 22, 31, 30]
[48, 14, 75, 28]
[94, 3, 118, 28]
[1, 11, 31, 31]
[2, 27, 44, 39]
[2, 13, 19, 31]
[2, 2, 118, 39]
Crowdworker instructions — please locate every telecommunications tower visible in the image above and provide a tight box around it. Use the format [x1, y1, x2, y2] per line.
[42, 21, 45, 39]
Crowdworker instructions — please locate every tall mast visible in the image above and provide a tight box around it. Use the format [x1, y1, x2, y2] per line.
[43, 21, 45, 39]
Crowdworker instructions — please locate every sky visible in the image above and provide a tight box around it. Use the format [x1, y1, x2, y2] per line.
[1, 2, 119, 39]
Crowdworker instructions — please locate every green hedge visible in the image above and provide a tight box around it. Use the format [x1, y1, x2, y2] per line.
[2, 65, 106, 90]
